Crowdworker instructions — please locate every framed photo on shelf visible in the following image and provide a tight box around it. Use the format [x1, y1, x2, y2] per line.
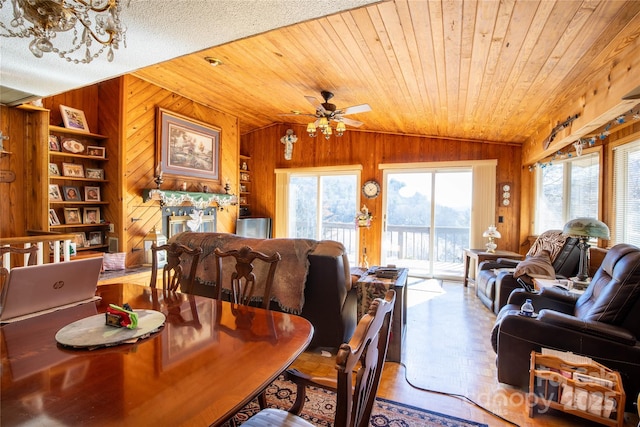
[49, 135, 60, 151]
[48, 209, 60, 226]
[88, 231, 103, 246]
[87, 146, 105, 158]
[49, 184, 63, 201]
[64, 208, 81, 224]
[60, 105, 90, 133]
[62, 186, 82, 201]
[156, 108, 221, 182]
[83, 207, 100, 224]
[49, 163, 60, 176]
[85, 168, 104, 180]
[84, 186, 100, 201]
[62, 162, 85, 178]
[72, 232, 88, 248]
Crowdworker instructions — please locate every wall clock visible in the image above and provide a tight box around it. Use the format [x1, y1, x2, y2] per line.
[362, 180, 381, 199]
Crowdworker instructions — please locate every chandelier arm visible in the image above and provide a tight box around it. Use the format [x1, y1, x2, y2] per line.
[73, 0, 117, 13]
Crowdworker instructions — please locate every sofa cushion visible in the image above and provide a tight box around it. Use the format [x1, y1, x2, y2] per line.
[513, 250, 555, 280]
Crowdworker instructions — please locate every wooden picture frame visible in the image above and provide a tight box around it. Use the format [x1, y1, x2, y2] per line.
[62, 186, 82, 201]
[83, 207, 100, 224]
[88, 231, 103, 246]
[49, 163, 60, 176]
[64, 208, 81, 224]
[49, 135, 60, 151]
[86, 168, 104, 180]
[84, 186, 101, 201]
[156, 108, 221, 182]
[62, 162, 85, 178]
[48, 209, 60, 226]
[49, 184, 63, 201]
[72, 232, 88, 248]
[60, 105, 90, 133]
[87, 146, 105, 158]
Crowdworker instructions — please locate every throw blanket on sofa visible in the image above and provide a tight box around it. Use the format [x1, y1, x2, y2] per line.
[170, 232, 319, 313]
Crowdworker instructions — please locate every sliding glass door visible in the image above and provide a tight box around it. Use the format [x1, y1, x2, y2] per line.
[382, 169, 472, 278]
[288, 172, 358, 263]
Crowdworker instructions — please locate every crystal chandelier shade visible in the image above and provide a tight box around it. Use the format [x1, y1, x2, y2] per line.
[0, 0, 127, 64]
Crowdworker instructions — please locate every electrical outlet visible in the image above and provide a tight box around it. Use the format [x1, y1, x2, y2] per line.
[108, 223, 114, 233]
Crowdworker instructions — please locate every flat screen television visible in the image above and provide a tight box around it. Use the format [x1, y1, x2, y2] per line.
[236, 217, 271, 239]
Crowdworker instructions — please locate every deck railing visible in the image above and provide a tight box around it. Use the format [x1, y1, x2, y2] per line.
[316, 222, 469, 267]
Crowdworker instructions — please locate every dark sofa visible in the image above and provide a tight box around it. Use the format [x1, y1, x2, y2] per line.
[169, 232, 357, 349]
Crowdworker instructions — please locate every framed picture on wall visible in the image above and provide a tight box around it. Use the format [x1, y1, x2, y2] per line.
[156, 108, 221, 183]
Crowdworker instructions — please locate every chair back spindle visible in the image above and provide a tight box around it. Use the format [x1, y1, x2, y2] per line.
[150, 243, 202, 293]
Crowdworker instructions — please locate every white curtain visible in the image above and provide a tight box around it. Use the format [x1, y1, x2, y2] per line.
[471, 161, 498, 249]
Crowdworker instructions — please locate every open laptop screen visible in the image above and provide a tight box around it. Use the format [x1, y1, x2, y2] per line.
[0, 257, 103, 322]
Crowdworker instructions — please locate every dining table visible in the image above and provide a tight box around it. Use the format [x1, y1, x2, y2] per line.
[0, 283, 314, 426]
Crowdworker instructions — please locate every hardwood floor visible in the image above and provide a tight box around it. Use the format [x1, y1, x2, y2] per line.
[289, 279, 640, 427]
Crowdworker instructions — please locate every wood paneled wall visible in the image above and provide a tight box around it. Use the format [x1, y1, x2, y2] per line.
[122, 75, 239, 266]
[0, 106, 29, 237]
[242, 124, 523, 266]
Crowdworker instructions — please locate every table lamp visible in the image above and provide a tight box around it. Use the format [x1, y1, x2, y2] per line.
[562, 217, 610, 284]
[482, 225, 501, 253]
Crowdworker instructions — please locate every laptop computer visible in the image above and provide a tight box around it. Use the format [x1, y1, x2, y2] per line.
[0, 257, 103, 323]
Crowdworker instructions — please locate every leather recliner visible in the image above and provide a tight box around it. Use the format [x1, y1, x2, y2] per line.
[476, 230, 580, 314]
[491, 243, 640, 411]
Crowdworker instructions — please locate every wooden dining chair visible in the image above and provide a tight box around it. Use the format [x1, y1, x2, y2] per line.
[242, 290, 396, 427]
[149, 242, 202, 293]
[0, 245, 39, 291]
[213, 245, 281, 308]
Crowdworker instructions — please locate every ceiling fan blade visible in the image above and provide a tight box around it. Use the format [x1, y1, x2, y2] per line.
[305, 95, 328, 115]
[341, 103, 371, 115]
[277, 111, 316, 118]
[339, 117, 364, 127]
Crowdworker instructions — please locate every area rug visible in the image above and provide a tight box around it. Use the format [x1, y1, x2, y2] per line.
[225, 376, 487, 427]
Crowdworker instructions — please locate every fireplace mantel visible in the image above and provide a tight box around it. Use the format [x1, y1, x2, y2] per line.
[142, 189, 236, 209]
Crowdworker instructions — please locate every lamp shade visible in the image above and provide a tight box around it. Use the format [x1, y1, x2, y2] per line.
[563, 218, 610, 239]
[482, 225, 501, 239]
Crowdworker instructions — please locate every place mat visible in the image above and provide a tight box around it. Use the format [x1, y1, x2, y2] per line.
[55, 309, 166, 349]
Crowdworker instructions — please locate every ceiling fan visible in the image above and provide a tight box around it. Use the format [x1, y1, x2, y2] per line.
[280, 90, 371, 137]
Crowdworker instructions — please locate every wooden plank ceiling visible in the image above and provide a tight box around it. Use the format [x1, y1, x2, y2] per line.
[133, 0, 640, 146]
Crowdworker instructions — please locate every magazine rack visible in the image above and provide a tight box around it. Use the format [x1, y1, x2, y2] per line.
[529, 351, 625, 427]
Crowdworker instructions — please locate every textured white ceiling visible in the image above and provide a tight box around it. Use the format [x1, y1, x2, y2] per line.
[0, 0, 379, 103]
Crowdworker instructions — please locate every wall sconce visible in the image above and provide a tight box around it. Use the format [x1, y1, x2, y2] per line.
[280, 129, 298, 160]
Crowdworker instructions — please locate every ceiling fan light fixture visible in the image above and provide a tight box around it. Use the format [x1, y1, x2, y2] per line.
[323, 126, 332, 139]
[336, 121, 346, 136]
[306, 122, 316, 137]
[318, 117, 329, 129]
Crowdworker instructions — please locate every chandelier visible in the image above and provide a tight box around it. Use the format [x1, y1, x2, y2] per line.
[307, 118, 346, 140]
[0, 0, 127, 64]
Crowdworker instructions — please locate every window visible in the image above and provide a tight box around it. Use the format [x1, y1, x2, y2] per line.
[613, 139, 640, 246]
[276, 167, 360, 264]
[535, 152, 600, 233]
